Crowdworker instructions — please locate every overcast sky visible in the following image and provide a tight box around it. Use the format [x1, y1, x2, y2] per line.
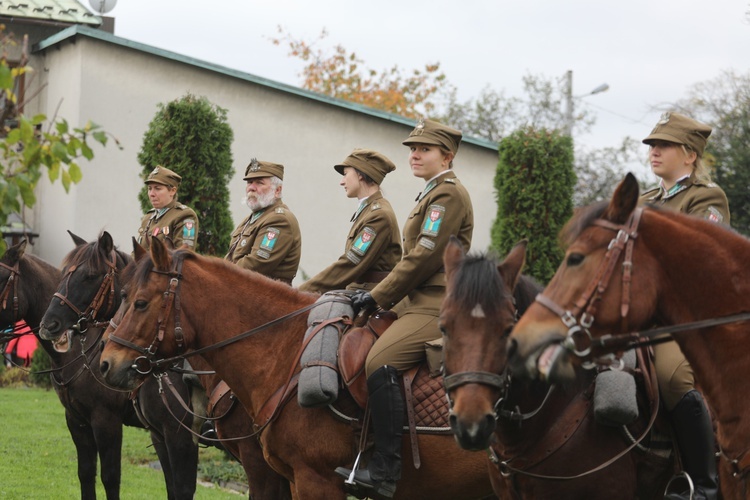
[91, 0, 748, 178]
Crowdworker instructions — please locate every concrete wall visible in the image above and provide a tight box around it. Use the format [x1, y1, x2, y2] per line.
[26, 32, 500, 285]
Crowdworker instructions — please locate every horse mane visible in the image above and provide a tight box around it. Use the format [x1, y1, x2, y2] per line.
[62, 232, 132, 271]
[449, 252, 543, 316]
[559, 201, 609, 247]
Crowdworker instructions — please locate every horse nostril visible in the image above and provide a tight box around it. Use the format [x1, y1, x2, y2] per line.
[507, 338, 518, 360]
[99, 360, 109, 376]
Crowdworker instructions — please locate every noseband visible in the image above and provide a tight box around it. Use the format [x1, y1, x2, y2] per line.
[535, 208, 643, 362]
[52, 249, 119, 333]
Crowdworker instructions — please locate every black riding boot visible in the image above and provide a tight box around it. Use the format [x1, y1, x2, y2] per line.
[336, 365, 404, 499]
[664, 390, 719, 500]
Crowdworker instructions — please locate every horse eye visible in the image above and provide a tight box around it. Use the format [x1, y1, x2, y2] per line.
[566, 253, 585, 267]
[501, 326, 513, 339]
[134, 300, 148, 310]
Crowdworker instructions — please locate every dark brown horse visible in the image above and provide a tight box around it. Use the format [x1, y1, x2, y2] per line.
[507, 173, 750, 499]
[0, 239, 143, 500]
[440, 236, 673, 498]
[37, 232, 199, 500]
[96, 238, 496, 500]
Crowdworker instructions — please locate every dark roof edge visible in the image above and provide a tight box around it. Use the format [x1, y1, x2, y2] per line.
[34, 25, 498, 151]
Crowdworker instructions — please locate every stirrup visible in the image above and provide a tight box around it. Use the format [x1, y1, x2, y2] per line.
[664, 471, 695, 499]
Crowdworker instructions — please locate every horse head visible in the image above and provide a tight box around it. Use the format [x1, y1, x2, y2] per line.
[100, 237, 192, 390]
[507, 173, 657, 384]
[440, 236, 532, 450]
[39, 230, 131, 352]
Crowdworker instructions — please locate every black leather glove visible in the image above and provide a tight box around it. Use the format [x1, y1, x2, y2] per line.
[351, 291, 376, 316]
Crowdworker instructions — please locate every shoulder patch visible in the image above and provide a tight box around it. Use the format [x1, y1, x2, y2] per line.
[182, 219, 196, 240]
[260, 228, 280, 251]
[707, 206, 724, 223]
[421, 204, 445, 237]
[351, 227, 377, 257]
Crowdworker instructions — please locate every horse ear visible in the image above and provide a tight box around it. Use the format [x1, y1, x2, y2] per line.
[99, 231, 114, 255]
[67, 230, 88, 247]
[132, 237, 147, 263]
[4, 239, 27, 264]
[150, 237, 172, 271]
[498, 239, 527, 291]
[602, 173, 639, 225]
[443, 235, 465, 281]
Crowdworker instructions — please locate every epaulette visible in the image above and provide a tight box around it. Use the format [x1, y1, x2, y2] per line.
[371, 203, 381, 211]
[176, 203, 188, 210]
[275, 207, 285, 214]
[444, 178, 456, 184]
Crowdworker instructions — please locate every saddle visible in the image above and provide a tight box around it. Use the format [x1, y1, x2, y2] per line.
[337, 309, 451, 432]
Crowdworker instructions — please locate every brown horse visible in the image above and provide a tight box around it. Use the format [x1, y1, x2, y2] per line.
[507, 173, 750, 499]
[440, 237, 673, 499]
[38, 232, 291, 500]
[97, 238, 496, 500]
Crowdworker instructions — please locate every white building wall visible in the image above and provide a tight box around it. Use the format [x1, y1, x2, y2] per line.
[27, 34, 500, 285]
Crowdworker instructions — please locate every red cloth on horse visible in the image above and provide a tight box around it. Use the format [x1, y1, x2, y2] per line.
[4, 321, 37, 365]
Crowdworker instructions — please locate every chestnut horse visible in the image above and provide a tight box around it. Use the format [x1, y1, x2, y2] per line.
[440, 237, 673, 498]
[38, 232, 291, 500]
[97, 238, 496, 500]
[507, 173, 750, 499]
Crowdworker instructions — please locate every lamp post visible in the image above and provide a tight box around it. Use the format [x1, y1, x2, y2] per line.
[563, 70, 609, 136]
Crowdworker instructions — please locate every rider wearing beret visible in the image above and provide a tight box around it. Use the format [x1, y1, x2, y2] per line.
[137, 165, 199, 252]
[641, 111, 726, 500]
[335, 119, 474, 499]
[299, 148, 401, 293]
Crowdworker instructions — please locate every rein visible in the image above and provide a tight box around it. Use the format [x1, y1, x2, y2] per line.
[52, 249, 119, 333]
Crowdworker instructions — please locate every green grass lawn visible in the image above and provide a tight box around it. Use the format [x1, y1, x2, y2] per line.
[0, 385, 245, 499]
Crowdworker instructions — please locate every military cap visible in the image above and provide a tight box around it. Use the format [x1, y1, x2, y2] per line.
[243, 158, 284, 181]
[402, 118, 462, 155]
[334, 149, 396, 185]
[145, 166, 181, 188]
[643, 112, 712, 157]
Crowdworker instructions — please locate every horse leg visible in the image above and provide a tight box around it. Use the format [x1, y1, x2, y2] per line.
[64, 412, 102, 500]
[149, 434, 178, 499]
[236, 438, 292, 500]
[91, 412, 125, 500]
[288, 469, 347, 500]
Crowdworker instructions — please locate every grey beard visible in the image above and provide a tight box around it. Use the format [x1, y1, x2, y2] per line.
[245, 190, 277, 212]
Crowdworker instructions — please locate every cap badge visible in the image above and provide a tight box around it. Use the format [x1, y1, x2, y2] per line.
[657, 112, 671, 126]
[248, 158, 260, 172]
[413, 118, 425, 136]
[150, 167, 160, 176]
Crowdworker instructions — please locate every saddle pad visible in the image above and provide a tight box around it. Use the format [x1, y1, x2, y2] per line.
[408, 364, 451, 432]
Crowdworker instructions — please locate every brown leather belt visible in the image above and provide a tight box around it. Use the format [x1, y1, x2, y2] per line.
[359, 270, 391, 283]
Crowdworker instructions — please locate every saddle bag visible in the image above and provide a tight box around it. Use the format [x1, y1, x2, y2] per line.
[593, 350, 639, 426]
[298, 293, 353, 408]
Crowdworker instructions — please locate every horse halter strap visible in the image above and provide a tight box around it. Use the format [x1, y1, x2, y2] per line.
[0, 261, 20, 323]
[53, 249, 119, 331]
[536, 208, 642, 357]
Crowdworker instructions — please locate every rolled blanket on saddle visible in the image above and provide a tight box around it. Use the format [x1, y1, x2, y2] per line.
[298, 293, 354, 408]
[593, 349, 638, 426]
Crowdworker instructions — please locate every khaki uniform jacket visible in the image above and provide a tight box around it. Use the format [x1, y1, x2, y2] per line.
[639, 172, 730, 225]
[299, 191, 402, 293]
[225, 198, 302, 283]
[371, 170, 473, 313]
[137, 200, 199, 251]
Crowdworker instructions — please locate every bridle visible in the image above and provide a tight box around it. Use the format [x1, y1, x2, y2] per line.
[52, 249, 120, 333]
[535, 207, 750, 365]
[0, 260, 21, 327]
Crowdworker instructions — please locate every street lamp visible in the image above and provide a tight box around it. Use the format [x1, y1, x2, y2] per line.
[563, 70, 609, 136]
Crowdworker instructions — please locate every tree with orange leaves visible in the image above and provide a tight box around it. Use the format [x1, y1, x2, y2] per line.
[269, 27, 447, 119]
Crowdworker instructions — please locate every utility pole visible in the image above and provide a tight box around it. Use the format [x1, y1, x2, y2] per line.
[564, 70, 574, 136]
